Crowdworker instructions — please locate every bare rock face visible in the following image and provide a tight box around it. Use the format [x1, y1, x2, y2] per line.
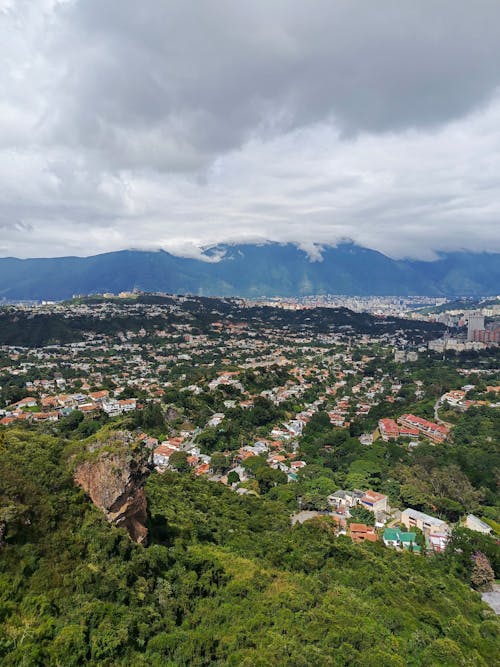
[74, 432, 150, 543]
[165, 405, 181, 423]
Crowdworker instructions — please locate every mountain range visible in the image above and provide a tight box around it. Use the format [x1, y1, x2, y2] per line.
[0, 243, 499, 300]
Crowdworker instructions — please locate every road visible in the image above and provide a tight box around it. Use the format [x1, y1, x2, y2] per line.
[433, 398, 446, 425]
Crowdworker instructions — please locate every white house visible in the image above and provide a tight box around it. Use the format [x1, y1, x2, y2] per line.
[465, 514, 492, 535]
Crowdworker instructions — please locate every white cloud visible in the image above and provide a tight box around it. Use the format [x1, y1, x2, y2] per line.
[1, 1, 500, 258]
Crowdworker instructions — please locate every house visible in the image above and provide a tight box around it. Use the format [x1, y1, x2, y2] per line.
[398, 414, 449, 443]
[378, 418, 399, 441]
[427, 532, 448, 553]
[153, 444, 178, 467]
[9, 397, 37, 410]
[442, 390, 466, 406]
[237, 449, 256, 462]
[0, 417, 16, 426]
[349, 523, 378, 543]
[465, 514, 492, 535]
[31, 411, 59, 422]
[360, 490, 388, 515]
[89, 390, 110, 403]
[268, 453, 287, 469]
[118, 398, 137, 412]
[328, 489, 364, 509]
[41, 396, 59, 409]
[401, 508, 449, 536]
[194, 463, 210, 476]
[270, 427, 292, 440]
[383, 527, 421, 553]
[143, 436, 159, 450]
[399, 426, 420, 438]
[252, 441, 270, 455]
[102, 398, 122, 417]
[329, 413, 347, 427]
[207, 413, 225, 427]
[57, 394, 77, 408]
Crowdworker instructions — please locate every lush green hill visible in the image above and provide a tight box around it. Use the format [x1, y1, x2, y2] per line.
[0, 429, 498, 666]
[0, 295, 445, 347]
[1, 243, 499, 300]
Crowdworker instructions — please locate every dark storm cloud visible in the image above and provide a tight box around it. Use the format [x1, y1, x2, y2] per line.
[50, 0, 500, 170]
[1, 0, 500, 257]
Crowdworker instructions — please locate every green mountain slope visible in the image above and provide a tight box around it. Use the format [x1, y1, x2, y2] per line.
[1, 243, 499, 299]
[0, 430, 498, 666]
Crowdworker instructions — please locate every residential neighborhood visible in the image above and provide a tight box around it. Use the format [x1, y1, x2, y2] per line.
[0, 293, 498, 562]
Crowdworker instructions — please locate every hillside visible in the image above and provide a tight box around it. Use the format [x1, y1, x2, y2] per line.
[1, 243, 500, 300]
[0, 429, 498, 666]
[0, 294, 445, 347]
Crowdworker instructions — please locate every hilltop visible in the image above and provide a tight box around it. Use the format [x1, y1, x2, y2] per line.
[0, 293, 445, 347]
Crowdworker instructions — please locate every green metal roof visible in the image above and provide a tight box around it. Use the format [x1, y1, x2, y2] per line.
[383, 528, 399, 540]
[384, 528, 419, 550]
[399, 531, 416, 543]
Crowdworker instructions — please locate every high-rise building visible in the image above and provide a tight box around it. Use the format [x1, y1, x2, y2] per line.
[472, 328, 500, 343]
[467, 312, 485, 341]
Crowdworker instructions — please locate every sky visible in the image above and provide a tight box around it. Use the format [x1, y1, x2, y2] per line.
[1, 0, 500, 260]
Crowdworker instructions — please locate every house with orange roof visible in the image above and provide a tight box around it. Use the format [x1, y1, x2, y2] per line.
[41, 396, 59, 409]
[348, 523, 378, 543]
[360, 490, 388, 515]
[237, 449, 255, 462]
[153, 445, 178, 468]
[378, 418, 399, 441]
[31, 411, 59, 422]
[80, 404, 99, 414]
[399, 426, 420, 438]
[118, 398, 137, 412]
[398, 414, 449, 443]
[0, 417, 15, 426]
[9, 397, 37, 410]
[89, 390, 110, 403]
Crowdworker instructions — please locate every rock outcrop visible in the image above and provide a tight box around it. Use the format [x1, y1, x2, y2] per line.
[74, 432, 150, 543]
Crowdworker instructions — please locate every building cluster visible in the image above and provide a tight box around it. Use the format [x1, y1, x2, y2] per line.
[1, 294, 497, 560]
[0, 388, 137, 426]
[426, 302, 500, 350]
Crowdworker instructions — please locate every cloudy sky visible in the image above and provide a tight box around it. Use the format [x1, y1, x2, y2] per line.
[2, 0, 500, 259]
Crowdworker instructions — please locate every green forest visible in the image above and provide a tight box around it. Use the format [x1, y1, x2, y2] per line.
[0, 428, 498, 666]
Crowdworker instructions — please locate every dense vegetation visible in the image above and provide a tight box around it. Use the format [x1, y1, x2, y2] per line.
[0, 428, 498, 666]
[0, 294, 444, 347]
[289, 405, 500, 526]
